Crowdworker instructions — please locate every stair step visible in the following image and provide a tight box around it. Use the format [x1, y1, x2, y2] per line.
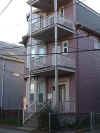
[24, 114, 39, 129]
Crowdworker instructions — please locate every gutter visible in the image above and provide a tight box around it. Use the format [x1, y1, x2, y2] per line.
[0, 55, 24, 63]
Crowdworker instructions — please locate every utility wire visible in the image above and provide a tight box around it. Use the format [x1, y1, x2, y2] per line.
[0, 47, 100, 78]
[0, 34, 89, 51]
[0, 48, 100, 57]
[0, 0, 14, 16]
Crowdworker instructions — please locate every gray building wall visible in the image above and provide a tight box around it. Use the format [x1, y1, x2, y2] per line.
[0, 58, 24, 110]
[77, 30, 100, 113]
[76, 2, 100, 34]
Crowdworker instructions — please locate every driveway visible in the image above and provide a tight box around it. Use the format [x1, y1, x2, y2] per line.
[0, 128, 30, 133]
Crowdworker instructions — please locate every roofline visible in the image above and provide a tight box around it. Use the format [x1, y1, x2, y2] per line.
[76, 24, 100, 38]
[0, 55, 24, 63]
[76, 0, 100, 17]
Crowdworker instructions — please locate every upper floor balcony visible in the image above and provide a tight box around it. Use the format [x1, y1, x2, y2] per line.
[27, 0, 71, 11]
[31, 15, 75, 42]
[30, 54, 76, 76]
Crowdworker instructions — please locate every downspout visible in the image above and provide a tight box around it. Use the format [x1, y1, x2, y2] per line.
[1, 61, 5, 113]
[28, 5, 32, 107]
[76, 30, 80, 113]
[54, 0, 59, 111]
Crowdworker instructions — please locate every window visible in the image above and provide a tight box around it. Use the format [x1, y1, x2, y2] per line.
[31, 47, 35, 58]
[62, 41, 68, 53]
[59, 7, 64, 17]
[94, 39, 100, 49]
[38, 81, 45, 103]
[40, 15, 44, 28]
[39, 43, 46, 57]
[39, 48, 45, 56]
[30, 81, 35, 103]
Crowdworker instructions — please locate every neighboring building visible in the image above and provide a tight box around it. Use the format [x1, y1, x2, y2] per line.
[0, 41, 25, 120]
[22, 0, 100, 122]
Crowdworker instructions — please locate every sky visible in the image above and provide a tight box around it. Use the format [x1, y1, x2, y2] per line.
[0, 0, 100, 44]
[0, 0, 29, 44]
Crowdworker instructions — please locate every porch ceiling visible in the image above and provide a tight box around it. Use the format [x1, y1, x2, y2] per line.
[32, 24, 74, 42]
[28, 0, 71, 11]
[31, 65, 76, 77]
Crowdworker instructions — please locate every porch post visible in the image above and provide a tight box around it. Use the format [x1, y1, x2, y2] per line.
[34, 77, 38, 112]
[28, 5, 32, 107]
[54, 0, 59, 111]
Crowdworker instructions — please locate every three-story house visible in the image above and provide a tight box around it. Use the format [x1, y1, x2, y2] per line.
[22, 0, 100, 123]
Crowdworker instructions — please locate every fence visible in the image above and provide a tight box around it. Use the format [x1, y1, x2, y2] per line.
[47, 112, 100, 133]
[0, 109, 23, 126]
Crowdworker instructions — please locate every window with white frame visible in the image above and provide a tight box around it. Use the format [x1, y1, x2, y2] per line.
[31, 47, 35, 58]
[94, 39, 100, 49]
[62, 41, 69, 53]
[39, 47, 45, 56]
[39, 43, 46, 57]
[59, 7, 64, 17]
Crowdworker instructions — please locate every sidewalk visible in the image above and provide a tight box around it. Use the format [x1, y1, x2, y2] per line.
[0, 125, 32, 132]
[0, 125, 100, 133]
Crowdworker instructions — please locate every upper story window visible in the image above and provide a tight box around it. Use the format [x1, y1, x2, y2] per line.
[39, 42, 46, 57]
[39, 48, 45, 56]
[31, 47, 35, 58]
[62, 41, 69, 53]
[94, 39, 100, 49]
[40, 15, 44, 28]
[59, 7, 64, 17]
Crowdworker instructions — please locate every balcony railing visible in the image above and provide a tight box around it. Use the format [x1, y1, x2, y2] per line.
[27, 0, 70, 11]
[59, 97, 76, 113]
[23, 96, 75, 124]
[32, 15, 74, 33]
[31, 54, 75, 71]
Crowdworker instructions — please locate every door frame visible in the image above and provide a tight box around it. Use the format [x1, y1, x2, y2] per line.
[52, 79, 70, 103]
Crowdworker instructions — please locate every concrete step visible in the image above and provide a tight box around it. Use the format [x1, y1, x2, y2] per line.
[24, 114, 39, 129]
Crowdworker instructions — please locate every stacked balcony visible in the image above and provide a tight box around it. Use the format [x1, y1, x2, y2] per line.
[27, 0, 76, 76]
[31, 54, 76, 76]
[31, 15, 74, 42]
[27, 0, 71, 11]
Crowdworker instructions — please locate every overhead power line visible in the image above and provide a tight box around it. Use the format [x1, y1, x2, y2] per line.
[0, 34, 89, 51]
[0, 0, 14, 16]
[0, 48, 100, 57]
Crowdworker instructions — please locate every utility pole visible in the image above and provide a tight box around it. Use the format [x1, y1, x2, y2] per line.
[1, 61, 5, 113]
[54, 0, 59, 111]
[28, 5, 32, 107]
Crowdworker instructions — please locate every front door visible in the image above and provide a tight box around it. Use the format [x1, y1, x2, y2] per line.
[59, 85, 66, 104]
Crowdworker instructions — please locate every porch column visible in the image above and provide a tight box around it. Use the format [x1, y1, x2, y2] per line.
[34, 77, 38, 112]
[54, 0, 59, 111]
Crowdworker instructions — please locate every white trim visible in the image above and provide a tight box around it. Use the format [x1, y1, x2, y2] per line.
[62, 40, 69, 54]
[59, 7, 64, 17]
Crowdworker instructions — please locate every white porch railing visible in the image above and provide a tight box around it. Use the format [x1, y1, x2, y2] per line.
[23, 97, 75, 124]
[23, 103, 36, 124]
[23, 102, 50, 124]
[31, 54, 75, 70]
[59, 97, 76, 113]
[32, 15, 74, 33]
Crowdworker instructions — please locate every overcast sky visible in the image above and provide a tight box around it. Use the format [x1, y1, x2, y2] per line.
[0, 0, 99, 44]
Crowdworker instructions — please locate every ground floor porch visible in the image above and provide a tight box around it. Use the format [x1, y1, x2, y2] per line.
[24, 74, 76, 115]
